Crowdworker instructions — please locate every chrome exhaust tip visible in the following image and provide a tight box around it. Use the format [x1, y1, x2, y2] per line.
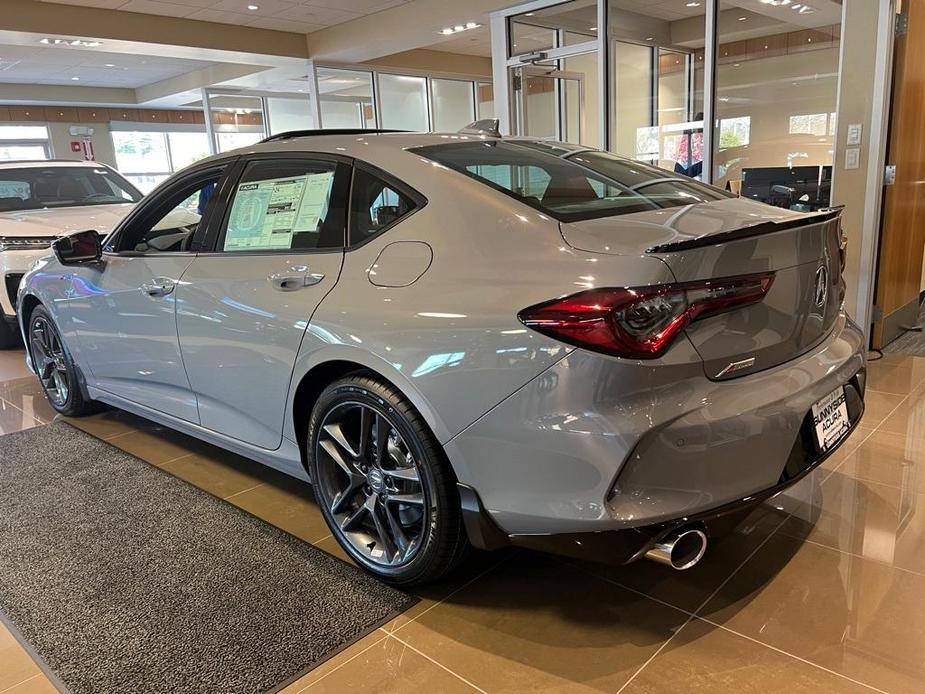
[644, 528, 708, 570]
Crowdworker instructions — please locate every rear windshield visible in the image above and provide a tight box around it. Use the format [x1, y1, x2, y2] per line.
[412, 141, 731, 222]
[0, 166, 142, 213]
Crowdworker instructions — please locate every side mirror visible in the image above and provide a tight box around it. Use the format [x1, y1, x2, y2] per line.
[53, 230, 102, 265]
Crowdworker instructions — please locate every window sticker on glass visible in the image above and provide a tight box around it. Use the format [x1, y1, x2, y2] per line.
[224, 172, 334, 251]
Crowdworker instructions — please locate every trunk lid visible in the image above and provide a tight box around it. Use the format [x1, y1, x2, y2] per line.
[559, 198, 844, 379]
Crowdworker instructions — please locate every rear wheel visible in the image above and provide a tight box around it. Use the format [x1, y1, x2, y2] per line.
[28, 305, 97, 416]
[308, 375, 469, 586]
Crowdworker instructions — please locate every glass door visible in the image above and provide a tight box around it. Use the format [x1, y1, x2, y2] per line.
[512, 65, 584, 142]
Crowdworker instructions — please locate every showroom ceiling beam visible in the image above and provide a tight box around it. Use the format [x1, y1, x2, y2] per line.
[0, 83, 135, 106]
[306, 0, 515, 63]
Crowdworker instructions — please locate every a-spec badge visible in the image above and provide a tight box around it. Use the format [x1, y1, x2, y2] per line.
[716, 357, 756, 378]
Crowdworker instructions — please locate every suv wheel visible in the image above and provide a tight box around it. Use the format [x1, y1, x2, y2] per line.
[308, 375, 469, 586]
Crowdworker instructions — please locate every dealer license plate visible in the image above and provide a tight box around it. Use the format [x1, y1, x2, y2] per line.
[812, 386, 850, 452]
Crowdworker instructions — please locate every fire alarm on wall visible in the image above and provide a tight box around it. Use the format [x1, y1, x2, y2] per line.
[70, 141, 82, 153]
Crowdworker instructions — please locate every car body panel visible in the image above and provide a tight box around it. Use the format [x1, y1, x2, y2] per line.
[65, 254, 200, 422]
[176, 250, 345, 450]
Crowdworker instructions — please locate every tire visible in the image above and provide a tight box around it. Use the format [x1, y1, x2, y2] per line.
[307, 374, 469, 586]
[27, 305, 99, 416]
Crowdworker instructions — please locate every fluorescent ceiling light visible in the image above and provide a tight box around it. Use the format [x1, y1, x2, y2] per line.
[247, 4, 258, 9]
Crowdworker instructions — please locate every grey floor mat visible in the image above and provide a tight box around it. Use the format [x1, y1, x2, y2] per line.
[882, 301, 925, 355]
[0, 422, 415, 694]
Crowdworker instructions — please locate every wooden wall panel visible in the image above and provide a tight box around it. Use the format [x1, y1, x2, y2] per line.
[873, 0, 925, 347]
[8, 106, 44, 122]
[44, 107, 79, 122]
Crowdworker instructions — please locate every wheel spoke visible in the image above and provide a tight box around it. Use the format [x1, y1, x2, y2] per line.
[369, 498, 397, 561]
[381, 499, 410, 558]
[319, 437, 356, 478]
[340, 499, 369, 533]
[322, 422, 359, 460]
[357, 406, 373, 459]
[385, 492, 424, 507]
[373, 413, 389, 466]
[388, 466, 420, 484]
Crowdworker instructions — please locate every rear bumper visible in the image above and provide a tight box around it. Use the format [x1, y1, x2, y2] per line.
[446, 312, 865, 541]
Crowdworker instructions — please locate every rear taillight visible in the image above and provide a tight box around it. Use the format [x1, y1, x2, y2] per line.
[519, 273, 775, 359]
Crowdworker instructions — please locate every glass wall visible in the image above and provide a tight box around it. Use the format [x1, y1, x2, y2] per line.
[714, 0, 841, 208]
[317, 67, 375, 129]
[266, 96, 314, 135]
[0, 125, 51, 160]
[313, 67, 487, 131]
[607, 1, 706, 177]
[378, 74, 429, 131]
[112, 129, 210, 192]
[431, 79, 475, 132]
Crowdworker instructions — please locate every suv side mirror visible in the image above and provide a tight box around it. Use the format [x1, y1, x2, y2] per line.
[53, 230, 102, 265]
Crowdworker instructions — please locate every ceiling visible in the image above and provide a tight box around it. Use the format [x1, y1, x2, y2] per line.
[0, 43, 216, 87]
[40, 0, 411, 34]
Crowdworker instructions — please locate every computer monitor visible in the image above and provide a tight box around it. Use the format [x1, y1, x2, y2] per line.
[740, 165, 832, 210]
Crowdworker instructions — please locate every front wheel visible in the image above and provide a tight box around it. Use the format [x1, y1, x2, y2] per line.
[28, 305, 98, 416]
[307, 375, 469, 586]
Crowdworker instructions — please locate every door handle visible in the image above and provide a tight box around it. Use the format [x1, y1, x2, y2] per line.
[268, 267, 325, 291]
[141, 278, 176, 297]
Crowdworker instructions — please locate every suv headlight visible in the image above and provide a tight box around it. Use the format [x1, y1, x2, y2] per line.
[0, 237, 55, 251]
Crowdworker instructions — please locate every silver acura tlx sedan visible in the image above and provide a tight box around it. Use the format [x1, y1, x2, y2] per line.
[18, 125, 865, 585]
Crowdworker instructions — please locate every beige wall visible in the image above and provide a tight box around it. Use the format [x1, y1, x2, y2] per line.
[46, 122, 117, 168]
[831, 0, 894, 323]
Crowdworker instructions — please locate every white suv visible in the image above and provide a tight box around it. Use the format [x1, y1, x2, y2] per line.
[0, 160, 141, 347]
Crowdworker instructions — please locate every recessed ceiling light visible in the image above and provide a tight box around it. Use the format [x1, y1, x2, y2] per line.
[436, 22, 481, 36]
[525, 12, 534, 16]
[104, 63, 114, 67]
[686, 1, 701, 5]
[645, 36, 654, 41]
[71, 76, 79, 81]
[247, 3, 258, 9]
[738, 16, 747, 20]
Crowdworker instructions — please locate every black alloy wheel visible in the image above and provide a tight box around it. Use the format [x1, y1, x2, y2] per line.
[309, 375, 469, 585]
[30, 313, 70, 408]
[28, 305, 96, 416]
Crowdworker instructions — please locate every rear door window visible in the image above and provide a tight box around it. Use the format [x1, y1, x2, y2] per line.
[220, 158, 349, 252]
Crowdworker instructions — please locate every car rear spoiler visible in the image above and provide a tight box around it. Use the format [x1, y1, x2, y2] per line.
[645, 207, 843, 254]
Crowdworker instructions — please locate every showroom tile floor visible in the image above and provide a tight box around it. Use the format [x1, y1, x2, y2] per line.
[2, 351, 925, 692]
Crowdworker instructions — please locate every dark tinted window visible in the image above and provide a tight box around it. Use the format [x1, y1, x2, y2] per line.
[0, 166, 141, 212]
[221, 159, 347, 252]
[413, 141, 730, 221]
[349, 168, 416, 246]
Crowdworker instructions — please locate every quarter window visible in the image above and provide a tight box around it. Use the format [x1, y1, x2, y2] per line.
[349, 168, 416, 246]
[221, 159, 345, 252]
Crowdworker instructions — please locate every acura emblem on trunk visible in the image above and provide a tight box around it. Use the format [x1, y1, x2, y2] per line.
[814, 266, 828, 308]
